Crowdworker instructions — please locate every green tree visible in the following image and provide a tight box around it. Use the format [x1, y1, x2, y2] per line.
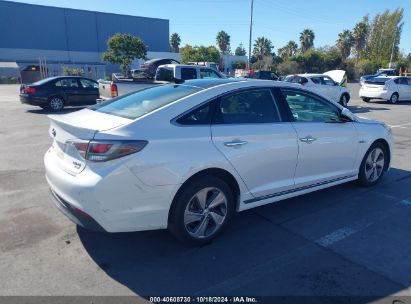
[278, 40, 298, 59]
[352, 16, 369, 63]
[216, 30, 231, 54]
[102, 33, 147, 74]
[170, 33, 181, 53]
[234, 43, 247, 56]
[180, 45, 220, 64]
[336, 29, 354, 60]
[253, 37, 274, 61]
[366, 8, 404, 66]
[299, 29, 315, 53]
[232, 60, 246, 69]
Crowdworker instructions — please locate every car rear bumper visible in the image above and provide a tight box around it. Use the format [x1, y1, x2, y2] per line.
[49, 188, 106, 232]
[44, 148, 177, 233]
[20, 94, 47, 106]
[359, 89, 389, 100]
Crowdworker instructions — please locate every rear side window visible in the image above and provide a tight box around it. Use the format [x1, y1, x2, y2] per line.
[155, 67, 174, 82]
[285, 76, 308, 85]
[200, 68, 221, 79]
[213, 89, 282, 124]
[90, 84, 200, 119]
[311, 77, 321, 84]
[177, 103, 212, 125]
[55, 78, 79, 87]
[181, 68, 197, 80]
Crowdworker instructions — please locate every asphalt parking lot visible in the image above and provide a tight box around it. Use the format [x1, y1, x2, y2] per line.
[1, 83, 411, 300]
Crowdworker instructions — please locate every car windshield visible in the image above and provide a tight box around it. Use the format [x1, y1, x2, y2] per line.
[90, 84, 201, 119]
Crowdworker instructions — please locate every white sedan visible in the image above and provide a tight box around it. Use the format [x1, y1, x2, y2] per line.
[284, 70, 350, 106]
[359, 76, 411, 104]
[44, 79, 392, 244]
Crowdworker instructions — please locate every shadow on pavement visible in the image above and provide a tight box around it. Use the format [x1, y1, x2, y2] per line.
[78, 168, 411, 299]
[348, 105, 390, 114]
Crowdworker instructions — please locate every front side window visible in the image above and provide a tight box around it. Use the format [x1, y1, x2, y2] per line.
[321, 76, 335, 86]
[281, 89, 342, 123]
[55, 78, 79, 88]
[213, 89, 282, 124]
[181, 68, 197, 80]
[200, 69, 221, 79]
[90, 84, 200, 119]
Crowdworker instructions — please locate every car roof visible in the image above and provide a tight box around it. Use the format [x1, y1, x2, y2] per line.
[178, 78, 244, 89]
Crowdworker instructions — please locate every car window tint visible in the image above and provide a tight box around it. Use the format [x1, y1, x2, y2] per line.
[407, 78, 411, 85]
[399, 78, 408, 85]
[55, 78, 79, 88]
[214, 89, 282, 124]
[281, 89, 341, 123]
[155, 67, 174, 82]
[181, 68, 197, 80]
[177, 103, 212, 125]
[200, 69, 221, 79]
[80, 79, 97, 89]
[321, 76, 335, 86]
[90, 84, 200, 119]
[311, 77, 321, 84]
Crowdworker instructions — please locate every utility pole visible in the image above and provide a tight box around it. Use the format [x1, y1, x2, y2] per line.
[248, 0, 254, 70]
[389, 29, 397, 68]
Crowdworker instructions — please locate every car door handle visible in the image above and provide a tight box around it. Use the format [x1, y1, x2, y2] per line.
[224, 140, 248, 147]
[299, 136, 316, 143]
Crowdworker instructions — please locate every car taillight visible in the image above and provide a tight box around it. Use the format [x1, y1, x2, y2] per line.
[70, 140, 147, 162]
[24, 87, 36, 94]
[111, 84, 118, 98]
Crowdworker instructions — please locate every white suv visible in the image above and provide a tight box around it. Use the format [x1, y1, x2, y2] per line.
[359, 76, 411, 104]
[284, 70, 350, 106]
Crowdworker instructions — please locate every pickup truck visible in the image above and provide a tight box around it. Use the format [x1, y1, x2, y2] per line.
[98, 64, 225, 100]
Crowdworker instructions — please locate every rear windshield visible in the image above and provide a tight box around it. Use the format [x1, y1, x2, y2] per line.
[90, 84, 200, 119]
[32, 77, 56, 85]
[365, 78, 389, 85]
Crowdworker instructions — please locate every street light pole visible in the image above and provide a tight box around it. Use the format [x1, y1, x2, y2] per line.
[389, 29, 397, 68]
[248, 0, 254, 70]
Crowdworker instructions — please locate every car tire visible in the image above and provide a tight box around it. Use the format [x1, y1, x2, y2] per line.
[362, 97, 370, 102]
[339, 94, 349, 107]
[358, 142, 388, 187]
[168, 175, 235, 245]
[48, 96, 65, 111]
[389, 93, 399, 104]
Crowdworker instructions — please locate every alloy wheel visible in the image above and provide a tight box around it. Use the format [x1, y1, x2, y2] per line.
[184, 187, 228, 239]
[49, 97, 64, 111]
[364, 147, 385, 183]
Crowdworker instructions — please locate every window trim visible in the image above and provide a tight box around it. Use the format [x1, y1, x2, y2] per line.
[171, 86, 292, 127]
[278, 87, 344, 123]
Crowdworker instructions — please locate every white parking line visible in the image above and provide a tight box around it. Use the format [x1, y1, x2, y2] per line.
[316, 220, 372, 247]
[389, 122, 411, 128]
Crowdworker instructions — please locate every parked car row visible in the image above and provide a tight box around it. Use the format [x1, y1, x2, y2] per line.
[360, 76, 411, 104]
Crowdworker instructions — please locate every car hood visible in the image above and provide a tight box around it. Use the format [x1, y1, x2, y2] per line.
[355, 115, 385, 126]
[323, 70, 347, 85]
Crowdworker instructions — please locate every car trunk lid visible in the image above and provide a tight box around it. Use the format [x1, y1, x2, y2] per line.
[323, 70, 347, 86]
[48, 109, 131, 175]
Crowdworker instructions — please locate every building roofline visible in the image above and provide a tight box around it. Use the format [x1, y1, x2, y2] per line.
[1, 0, 169, 23]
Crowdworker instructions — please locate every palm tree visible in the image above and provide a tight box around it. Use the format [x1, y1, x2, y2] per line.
[253, 37, 273, 60]
[299, 29, 315, 53]
[216, 30, 231, 54]
[352, 19, 369, 63]
[336, 30, 354, 60]
[284, 40, 298, 57]
[170, 33, 181, 53]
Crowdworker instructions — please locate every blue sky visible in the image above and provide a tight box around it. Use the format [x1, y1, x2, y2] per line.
[7, 0, 411, 55]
